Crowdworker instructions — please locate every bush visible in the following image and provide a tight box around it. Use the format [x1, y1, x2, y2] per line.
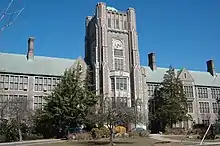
[75, 133, 92, 140]
[91, 128, 101, 139]
[139, 130, 149, 137]
[128, 131, 139, 137]
[91, 127, 110, 139]
[0, 135, 5, 143]
[165, 127, 185, 135]
[99, 127, 110, 138]
[25, 134, 43, 140]
[193, 124, 215, 140]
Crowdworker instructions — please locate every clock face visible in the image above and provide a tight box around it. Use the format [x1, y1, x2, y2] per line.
[112, 39, 123, 50]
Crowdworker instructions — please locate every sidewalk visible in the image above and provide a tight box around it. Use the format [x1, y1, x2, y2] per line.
[0, 139, 61, 145]
[149, 134, 220, 145]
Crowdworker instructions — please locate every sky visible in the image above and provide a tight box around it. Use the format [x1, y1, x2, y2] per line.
[0, 0, 219, 72]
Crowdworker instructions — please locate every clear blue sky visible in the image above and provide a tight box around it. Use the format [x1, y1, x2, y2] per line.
[0, 0, 219, 72]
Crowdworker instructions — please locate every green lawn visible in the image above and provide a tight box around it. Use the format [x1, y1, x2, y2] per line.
[35, 138, 184, 146]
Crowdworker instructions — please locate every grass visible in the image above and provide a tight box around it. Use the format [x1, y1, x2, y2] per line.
[33, 137, 185, 146]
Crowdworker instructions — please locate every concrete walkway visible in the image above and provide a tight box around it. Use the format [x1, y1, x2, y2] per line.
[149, 134, 220, 145]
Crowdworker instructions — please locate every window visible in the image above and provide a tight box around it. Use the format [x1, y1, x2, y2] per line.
[111, 97, 116, 108]
[188, 102, 193, 113]
[34, 77, 60, 92]
[114, 49, 123, 57]
[184, 86, 194, 98]
[202, 120, 210, 125]
[117, 97, 127, 107]
[115, 77, 127, 90]
[184, 73, 187, 78]
[212, 102, 220, 113]
[34, 96, 46, 110]
[199, 102, 210, 113]
[116, 19, 119, 29]
[0, 74, 9, 90]
[10, 76, 18, 90]
[120, 20, 123, 30]
[123, 21, 127, 30]
[16, 76, 28, 91]
[114, 58, 123, 70]
[198, 87, 208, 98]
[111, 78, 115, 91]
[147, 84, 159, 97]
[5, 94, 27, 114]
[211, 88, 220, 99]
[108, 18, 111, 28]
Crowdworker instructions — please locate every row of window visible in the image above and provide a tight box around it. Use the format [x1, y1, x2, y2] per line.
[0, 74, 60, 92]
[0, 94, 46, 111]
[0, 94, 28, 114]
[34, 77, 60, 92]
[147, 84, 220, 99]
[107, 18, 127, 30]
[0, 75, 28, 91]
[188, 102, 220, 114]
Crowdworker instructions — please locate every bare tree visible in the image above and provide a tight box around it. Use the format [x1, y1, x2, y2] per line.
[0, 93, 9, 120]
[87, 97, 136, 146]
[8, 96, 33, 141]
[0, 0, 24, 33]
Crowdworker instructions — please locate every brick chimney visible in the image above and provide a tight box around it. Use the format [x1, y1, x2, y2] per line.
[27, 37, 35, 60]
[206, 60, 215, 76]
[148, 52, 156, 71]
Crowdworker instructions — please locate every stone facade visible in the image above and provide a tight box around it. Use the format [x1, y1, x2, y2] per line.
[0, 2, 220, 129]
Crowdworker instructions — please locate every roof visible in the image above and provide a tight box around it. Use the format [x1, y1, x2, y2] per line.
[1, 52, 219, 87]
[0, 53, 76, 76]
[143, 66, 220, 87]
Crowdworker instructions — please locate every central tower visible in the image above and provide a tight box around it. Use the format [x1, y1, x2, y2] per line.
[85, 2, 146, 127]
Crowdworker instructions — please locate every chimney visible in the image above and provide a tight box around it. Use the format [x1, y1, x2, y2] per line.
[148, 52, 156, 71]
[27, 37, 35, 60]
[206, 60, 215, 76]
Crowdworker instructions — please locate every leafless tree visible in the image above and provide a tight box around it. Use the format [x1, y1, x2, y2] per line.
[87, 97, 136, 146]
[8, 96, 33, 141]
[0, 0, 24, 33]
[0, 93, 9, 120]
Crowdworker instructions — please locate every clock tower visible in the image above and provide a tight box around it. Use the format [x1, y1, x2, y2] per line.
[85, 2, 147, 128]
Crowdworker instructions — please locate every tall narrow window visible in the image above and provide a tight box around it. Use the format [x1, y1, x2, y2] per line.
[114, 58, 123, 70]
[108, 18, 111, 28]
[111, 78, 115, 91]
[124, 21, 127, 30]
[188, 102, 193, 113]
[116, 19, 119, 29]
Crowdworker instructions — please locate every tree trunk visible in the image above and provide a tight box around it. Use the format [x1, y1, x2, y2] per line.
[18, 128, 22, 141]
[109, 125, 114, 146]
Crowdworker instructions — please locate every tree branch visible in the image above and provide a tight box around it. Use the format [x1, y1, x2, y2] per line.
[0, 0, 24, 33]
